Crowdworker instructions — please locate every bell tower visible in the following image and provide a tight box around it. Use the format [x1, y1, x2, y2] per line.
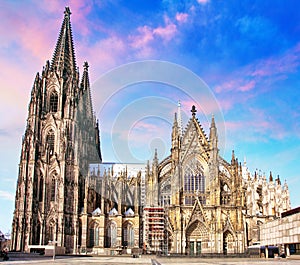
[11, 7, 101, 253]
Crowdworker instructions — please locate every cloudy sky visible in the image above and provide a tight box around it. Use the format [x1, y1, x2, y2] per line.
[1, 0, 300, 233]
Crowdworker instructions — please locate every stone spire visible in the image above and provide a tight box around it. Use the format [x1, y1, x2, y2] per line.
[209, 115, 217, 143]
[51, 7, 77, 77]
[80, 62, 93, 117]
[177, 100, 183, 137]
[171, 112, 180, 163]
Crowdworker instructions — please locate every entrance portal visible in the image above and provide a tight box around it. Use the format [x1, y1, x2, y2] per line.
[186, 220, 209, 255]
[223, 231, 235, 254]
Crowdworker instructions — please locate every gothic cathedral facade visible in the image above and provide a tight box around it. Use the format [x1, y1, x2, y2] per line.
[11, 8, 103, 253]
[12, 7, 291, 255]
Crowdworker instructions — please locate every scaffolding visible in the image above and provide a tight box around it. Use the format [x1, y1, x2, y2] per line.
[143, 207, 165, 253]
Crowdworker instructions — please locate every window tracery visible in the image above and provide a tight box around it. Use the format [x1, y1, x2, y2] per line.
[46, 130, 55, 155]
[49, 92, 58, 112]
[183, 158, 205, 205]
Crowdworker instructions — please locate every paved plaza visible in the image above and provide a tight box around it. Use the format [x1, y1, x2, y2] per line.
[2, 253, 300, 265]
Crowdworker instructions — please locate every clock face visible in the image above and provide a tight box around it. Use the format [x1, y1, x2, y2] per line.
[219, 165, 231, 179]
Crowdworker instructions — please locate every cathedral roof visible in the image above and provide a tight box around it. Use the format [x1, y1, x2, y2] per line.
[109, 208, 118, 216]
[124, 208, 134, 216]
[92, 207, 102, 216]
[51, 7, 77, 76]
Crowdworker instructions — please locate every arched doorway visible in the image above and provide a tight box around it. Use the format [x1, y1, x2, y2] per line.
[186, 220, 209, 255]
[223, 230, 235, 254]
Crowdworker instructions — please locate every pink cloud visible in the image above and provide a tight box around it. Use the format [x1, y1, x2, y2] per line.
[224, 108, 286, 141]
[129, 26, 154, 49]
[239, 80, 256, 92]
[214, 42, 300, 96]
[176, 12, 188, 23]
[79, 35, 126, 76]
[129, 18, 178, 57]
[153, 23, 177, 42]
[197, 0, 210, 4]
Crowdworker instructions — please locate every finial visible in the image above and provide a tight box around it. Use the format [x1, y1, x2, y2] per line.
[83, 61, 89, 71]
[191, 105, 197, 116]
[154, 148, 158, 160]
[211, 114, 216, 127]
[64, 6, 71, 17]
[174, 112, 177, 121]
[231, 150, 235, 161]
[277, 175, 281, 185]
[269, 171, 273, 182]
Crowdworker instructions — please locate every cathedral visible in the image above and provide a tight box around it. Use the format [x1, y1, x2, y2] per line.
[11, 7, 291, 255]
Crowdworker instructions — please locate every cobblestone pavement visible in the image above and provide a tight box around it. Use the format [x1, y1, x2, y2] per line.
[2, 253, 300, 265]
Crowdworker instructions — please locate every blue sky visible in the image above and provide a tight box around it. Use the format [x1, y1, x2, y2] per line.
[1, 0, 300, 233]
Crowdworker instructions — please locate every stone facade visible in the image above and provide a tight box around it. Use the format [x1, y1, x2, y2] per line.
[145, 103, 291, 254]
[83, 163, 144, 254]
[11, 8, 102, 253]
[12, 7, 291, 255]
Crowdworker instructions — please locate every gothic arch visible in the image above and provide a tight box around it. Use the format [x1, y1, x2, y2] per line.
[182, 156, 206, 205]
[185, 219, 209, 255]
[223, 230, 236, 254]
[122, 221, 134, 248]
[220, 180, 231, 205]
[88, 221, 100, 247]
[105, 221, 117, 248]
[47, 86, 59, 113]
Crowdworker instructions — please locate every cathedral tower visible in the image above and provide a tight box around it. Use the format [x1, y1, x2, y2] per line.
[11, 7, 101, 253]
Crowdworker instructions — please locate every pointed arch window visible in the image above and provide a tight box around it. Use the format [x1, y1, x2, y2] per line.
[46, 130, 55, 155]
[221, 183, 231, 205]
[106, 222, 117, 247]
[89, 224, 99, 247]
[122, 222, 134, 248]
[49, 92, 58, 112]
[184, 160, 205, 205]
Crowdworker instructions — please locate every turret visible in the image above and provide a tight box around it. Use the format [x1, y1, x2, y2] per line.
[209, 115, 218, 161]
[171, 113, 180, 163]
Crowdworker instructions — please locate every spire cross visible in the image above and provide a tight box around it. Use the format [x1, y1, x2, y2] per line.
[191, 105, 197, 116]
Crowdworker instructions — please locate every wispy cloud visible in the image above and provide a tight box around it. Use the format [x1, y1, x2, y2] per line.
[197, 0, 210, 4]
[175, 12, 189, 23]
[0, 191, 14, 202]
[214, 42, 300, 95]
[224, 107, 286, 141]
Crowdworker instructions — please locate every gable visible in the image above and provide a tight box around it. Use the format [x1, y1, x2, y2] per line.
[180, 118, 210, 163]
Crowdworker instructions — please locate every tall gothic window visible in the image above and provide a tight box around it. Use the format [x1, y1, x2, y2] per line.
[49, 92, 58, 112]
[50, 177, 56, 201]
[184, 158, 205, 205]
[46, 130, 55, 155]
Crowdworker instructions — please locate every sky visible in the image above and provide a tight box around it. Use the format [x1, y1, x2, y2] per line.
[1, 0, 300, 233]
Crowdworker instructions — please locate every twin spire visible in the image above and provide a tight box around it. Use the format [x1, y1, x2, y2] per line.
[51, 7, 77, 76]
